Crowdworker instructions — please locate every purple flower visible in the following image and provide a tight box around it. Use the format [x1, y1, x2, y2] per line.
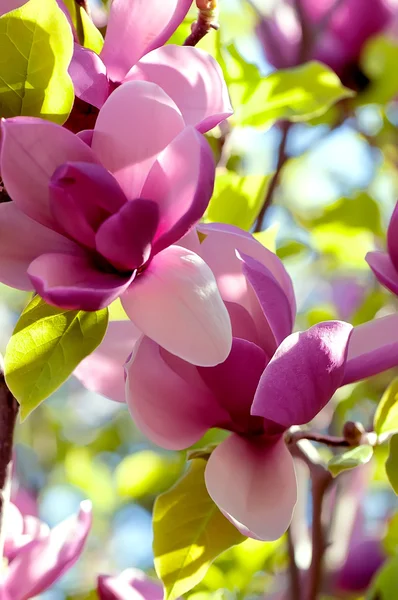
[0, 81, 232, 367]
[98, 569, 166, 600]
[75, 225, 398, 540]
[366, 201, 398, 298]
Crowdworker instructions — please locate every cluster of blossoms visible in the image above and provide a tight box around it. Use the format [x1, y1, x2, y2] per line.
[0, 0, 398, 596]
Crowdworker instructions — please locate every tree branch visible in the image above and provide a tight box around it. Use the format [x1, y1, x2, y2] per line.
[184, 2, 219, 47]
[287, 527, 301, 600]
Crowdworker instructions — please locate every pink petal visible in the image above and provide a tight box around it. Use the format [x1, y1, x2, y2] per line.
[366, 251, 398, 296]
[96, 200, 159, 271]
[125, 336, 229, 450]
[69, 45, 111, 109]
[74, 320, 141, 403]
[387, 202, 398, 271]
[343, 314, 398, 385]
[141, 127, 215, 255]
[0, 0, 26, 16]
[252, 321, 353, 428]
[205, 434, 297, 541]
[92, 81, 184, 199]
[198, 338, 267, 431]
[98, 569, 164, 600]
[50, 162, 128, 249]
[28, 252, 134, 311]
[240, 252, 294, 356]
[197, 223, 296, 333]
[100, 0, 192, 81]
[1, 118, 99, 228]
[126, 45, 233, 133]
[77, 129, 94, 146]
[6, 501, 92, 600]
[0, 202, 79, 290]
[122, 245, 232, 367]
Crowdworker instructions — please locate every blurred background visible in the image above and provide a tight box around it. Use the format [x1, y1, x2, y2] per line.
[3, 0, 398, 597]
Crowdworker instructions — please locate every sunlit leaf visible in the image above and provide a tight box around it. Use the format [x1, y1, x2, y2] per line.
[368, 554, 398, 599]
[328, 446, 373, 477]
[65, 447, 115, 513]
[360, 35, 398, 105]
[62, 0, 104, 53]
[386, 434, 398, 495]
[204, 170, 269, 230]
[0, 0, 74, 123]
[153, 458, 245, 600]
[374, 379, 398, 436]
[383, 511, 398, 555]
[253, 224, 279, 253]
[311, 223, 374, 270]
[235, 61, 354, 129]
[4, 295, 108, 419]
[115, 450, 182, 499]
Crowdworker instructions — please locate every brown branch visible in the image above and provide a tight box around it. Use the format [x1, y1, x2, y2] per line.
[287, 527, 301, 600]
[285, 422, 368, 448]
[254, 121, 290, 232]
[184, 3, 219, 47]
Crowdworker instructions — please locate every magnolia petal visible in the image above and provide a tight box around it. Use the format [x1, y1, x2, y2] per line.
[205, 434, 297, 541]
[100, 0, 192, 81]
[122, 245, 232, 366]
[252, 321, 353, 428]
[198, 338, 267, 429]
[141, 127, 215, 255]
[69, 45, 110, 109]
[92, 81, 184, 199]
[366, 251, 398, 296]
[0, 0, 26, 16]
[0, 202, 78, 290]
[98, 569, 164, 600]
[28, 252, 134, 311]
[240, 252, 294, 356]
[1, 118, 98, 228]
[125, 336, 229, 450]
[198, 223, 296, 322]
[96, 200, 159, 271]
[6, 501, 92, 600]
[343, 314, 398, 385]
[126, 45, 233, 132]
[387, 202, 398, 271]
[74, 320, 141, 403]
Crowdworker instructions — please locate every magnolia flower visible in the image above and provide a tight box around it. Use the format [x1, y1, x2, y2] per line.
[255, 0, 394, 88]
[75, 225, 398, 540]
[0, 0, 27, 15]
[0, 81, 232, 366]
[366, 201, 398, 298]
[0, 500, 91, 599]
[98, 568, 165, 600]
[69, 0, 232, 134]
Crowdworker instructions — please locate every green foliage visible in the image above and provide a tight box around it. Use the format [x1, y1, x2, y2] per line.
[0, 0, 74, 123]
[4, 295, 108, 420]
[385, 434, 398, 495]
[62, 0, 104, 53]
[361, 35, 398, 105]
[383, 512, 398, 555]
[368, 554, 398, 599]
[153, 458, 245, 600]
[374, 378, 398, 436]
[328, 446, 374, 477]
[204, 170, 269, 230]
[232, 60, 354, 129]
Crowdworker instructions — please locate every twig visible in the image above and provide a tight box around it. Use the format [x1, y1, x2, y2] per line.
[287, 527, 301, 600]
[184, 2, 219, 47]
[285, 431, 350, 448]
[254, 121, 290, 232]
[75, 0, 90, 15]
[307, 468, 332, 600]
[0, 359, 19, 560]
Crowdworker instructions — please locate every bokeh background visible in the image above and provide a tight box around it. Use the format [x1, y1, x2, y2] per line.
[2, 0, 398, 597]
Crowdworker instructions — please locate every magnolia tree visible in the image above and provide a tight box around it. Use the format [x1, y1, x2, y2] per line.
[0, 0, 398, 598]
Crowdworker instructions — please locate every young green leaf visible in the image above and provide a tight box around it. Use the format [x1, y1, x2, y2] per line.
[4, 295, 108, 419]
[0, 0, 74, 123]
[368, 554, 398, 600]
[236, 61, 354, 129]
[153, 458, 245, 600]
[328, 445, 373, 477]
[374, 378, 398, 436]
[62, 0, 104, 53]
[386, 434, 398, 495]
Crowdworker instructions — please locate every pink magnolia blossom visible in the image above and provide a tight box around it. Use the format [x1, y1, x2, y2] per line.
[366, 201, 398, 298]
[0, 500, 91, 599]
[69, 0, 232, 134]
[0, 0, 27, 15]
[98, 568, 165, 600]
[75, 225, 398, 540]
[255, 0, 394, 88]
[0, 81, 232, 366]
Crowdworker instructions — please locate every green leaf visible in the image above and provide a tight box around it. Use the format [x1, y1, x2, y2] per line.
[374, 378, 398, 436]
[62, 0, 104, 53]
[368, 554, 398, 599]
[0, 0, 74, 123]
[360, 35, 398, 105]
[153, 458, 245, 600]
[204, 170, 270, 230]
[383, 511, 398, 555]
[328, 446, 373, 477]
[4, 295, 108, 419]
[236, 61, 354, 129]
[386, 434, 398, 495]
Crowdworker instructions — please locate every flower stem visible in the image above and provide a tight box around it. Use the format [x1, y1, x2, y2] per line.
[184, 4, 219, 47]
[287, 527, 301, 600]
[0, 360, 19, 559]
